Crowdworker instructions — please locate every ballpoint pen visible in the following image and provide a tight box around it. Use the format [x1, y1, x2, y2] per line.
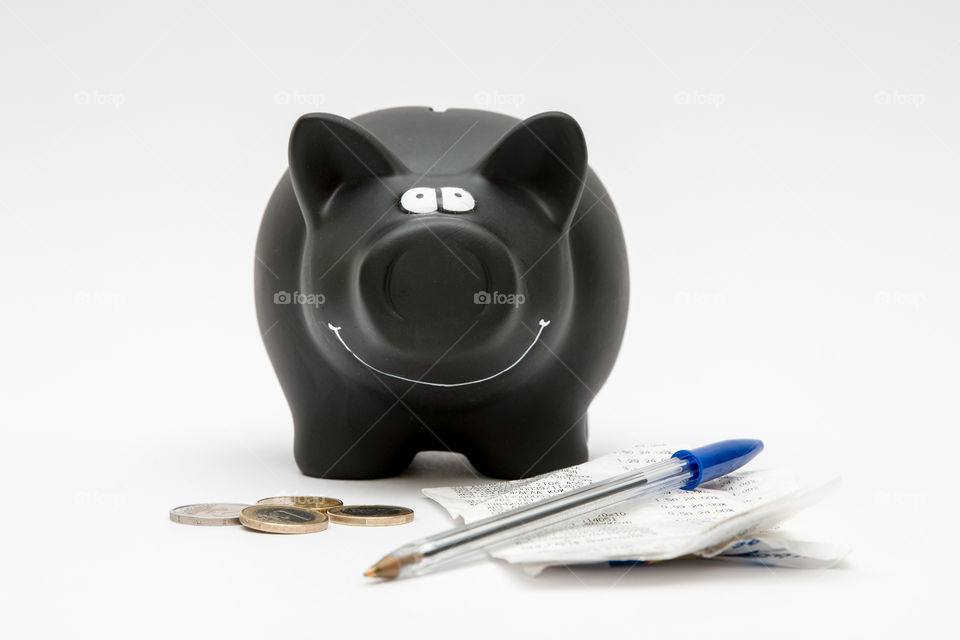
[364, 439, 764, 580]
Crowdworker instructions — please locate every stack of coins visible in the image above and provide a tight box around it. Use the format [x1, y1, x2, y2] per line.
[170, 497, 414, 534]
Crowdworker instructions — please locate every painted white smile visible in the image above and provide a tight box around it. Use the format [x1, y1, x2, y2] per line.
[326, 319, 551, 387]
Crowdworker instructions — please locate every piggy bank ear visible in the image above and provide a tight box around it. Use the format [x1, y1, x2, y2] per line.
[288, 113, 406, 222]
[477, 112, 587, 230]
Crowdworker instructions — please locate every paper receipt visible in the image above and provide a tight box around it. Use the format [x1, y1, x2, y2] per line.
[422, 444, 847, 572]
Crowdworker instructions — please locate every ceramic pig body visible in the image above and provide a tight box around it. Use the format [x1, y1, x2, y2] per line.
[255, 107, 628, 479]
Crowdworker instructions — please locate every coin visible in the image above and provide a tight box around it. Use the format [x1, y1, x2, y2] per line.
[326, 505, 414, 527]
[239, 505, 328, 534]
[169, 503, 250, 526]
[255, 496, 343, 513]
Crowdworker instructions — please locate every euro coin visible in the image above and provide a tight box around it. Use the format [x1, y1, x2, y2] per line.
[169, 503, 249, 526]
[239, 505, 328, 534]
[326, 505, 414, 527]
[256, 496, 343, 513]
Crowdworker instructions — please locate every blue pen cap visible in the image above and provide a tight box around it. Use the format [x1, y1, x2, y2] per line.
[671, 439, 764, 490]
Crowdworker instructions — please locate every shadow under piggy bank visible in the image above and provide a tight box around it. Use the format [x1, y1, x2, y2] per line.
[255, 107, 628, 479]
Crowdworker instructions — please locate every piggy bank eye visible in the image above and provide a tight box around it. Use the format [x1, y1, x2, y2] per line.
[439, 187, 475, 213]
[400, 187, 438, 214]
[399, 187, 475, 214]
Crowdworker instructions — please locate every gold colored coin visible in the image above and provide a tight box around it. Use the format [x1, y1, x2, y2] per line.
[256, 496, 343, 513]
[239, 505, 328, 534]
[326, 505, 414, 527]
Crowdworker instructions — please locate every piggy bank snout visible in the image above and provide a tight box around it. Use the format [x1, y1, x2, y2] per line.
[358, 222, 521, 348]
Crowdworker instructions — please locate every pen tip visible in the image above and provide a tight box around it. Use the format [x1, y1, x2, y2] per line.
[364, 555, 402, 579]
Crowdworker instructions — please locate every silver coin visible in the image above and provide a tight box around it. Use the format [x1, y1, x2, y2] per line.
[169, 503, 250, 526]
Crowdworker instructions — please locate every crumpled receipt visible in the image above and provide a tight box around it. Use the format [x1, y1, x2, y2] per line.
[422, 444, 849, 575]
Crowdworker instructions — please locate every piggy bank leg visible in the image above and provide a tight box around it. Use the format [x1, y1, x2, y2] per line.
[291, 388, 420, 479]
[458, 409, 589, 479]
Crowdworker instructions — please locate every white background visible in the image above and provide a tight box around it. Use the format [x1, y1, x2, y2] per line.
[1, 1, 955, 637]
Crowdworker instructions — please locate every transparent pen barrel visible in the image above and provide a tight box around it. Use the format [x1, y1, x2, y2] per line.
[402, 457, 692, 577]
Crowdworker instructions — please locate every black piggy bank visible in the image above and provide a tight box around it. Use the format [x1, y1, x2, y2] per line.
[255, 107, 628, 479]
